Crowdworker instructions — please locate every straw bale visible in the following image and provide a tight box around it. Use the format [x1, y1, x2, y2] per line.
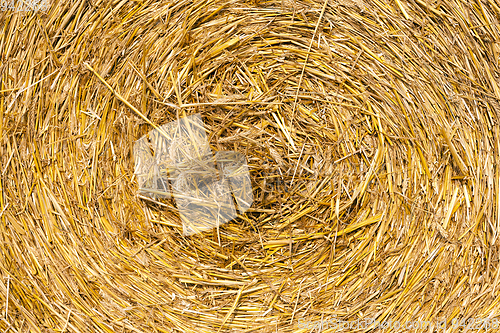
[1, 0, 500, 331]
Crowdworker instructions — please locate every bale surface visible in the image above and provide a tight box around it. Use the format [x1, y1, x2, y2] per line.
[1, 0, 500, 331]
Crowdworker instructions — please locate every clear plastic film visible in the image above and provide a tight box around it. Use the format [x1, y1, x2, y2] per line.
[134, 114, 253, 235]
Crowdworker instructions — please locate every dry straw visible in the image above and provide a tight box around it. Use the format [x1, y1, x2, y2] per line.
[1, 0, 500, 331]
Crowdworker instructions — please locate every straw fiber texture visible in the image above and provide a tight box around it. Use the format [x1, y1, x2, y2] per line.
[1, 0, 500, 331]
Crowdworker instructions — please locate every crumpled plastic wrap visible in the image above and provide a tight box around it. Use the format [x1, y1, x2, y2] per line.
[134, 114, 253, 235]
